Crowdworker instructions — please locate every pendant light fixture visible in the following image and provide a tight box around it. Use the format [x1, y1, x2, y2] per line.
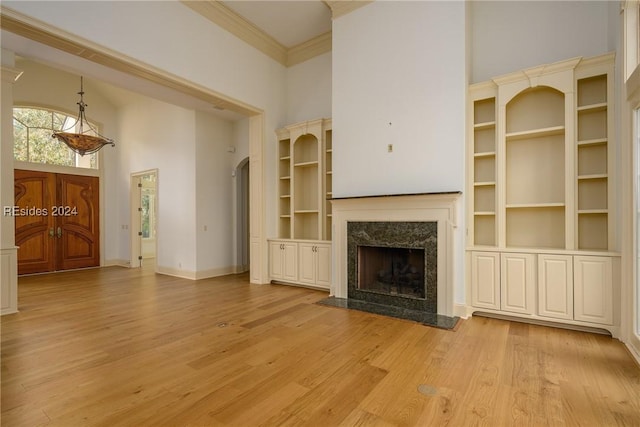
[52, 76, 115, 156]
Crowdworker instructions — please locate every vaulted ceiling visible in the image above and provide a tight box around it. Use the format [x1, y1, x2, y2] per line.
[1, 1, 371, 117]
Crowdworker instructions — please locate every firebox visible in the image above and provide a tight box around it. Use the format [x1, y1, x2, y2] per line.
[347, 221, 437, 313]
[357, 246, 425, 299]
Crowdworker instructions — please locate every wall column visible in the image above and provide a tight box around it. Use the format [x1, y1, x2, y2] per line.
[1, 50, 22, 315]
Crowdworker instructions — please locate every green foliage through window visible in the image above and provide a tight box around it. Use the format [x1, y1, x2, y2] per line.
[13, 107, 98, 169]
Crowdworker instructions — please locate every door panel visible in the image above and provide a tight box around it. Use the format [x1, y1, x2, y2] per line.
[56, 174, 100, 270]
[14, 170, 56, 274]
[14, 170, 99, 274]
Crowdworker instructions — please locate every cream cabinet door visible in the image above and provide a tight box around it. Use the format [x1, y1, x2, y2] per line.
[471, 252, 500, 310]
[298, 243, 316, 285]
[573, 256, 613, 325]
[538, 254, 573, 320]
[501, 253, 535, 315]
[298, 242, 331, 289]
[269, 240, 298, 282]
[269, 241, 284, 280]
[282, 242, 298, 282]
[315, 243, 332, 288]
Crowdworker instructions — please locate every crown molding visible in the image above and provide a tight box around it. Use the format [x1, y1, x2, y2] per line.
[182, 0, 332, 67]
[324, 0, 373, 19]
[0, 6, 261, 117]
[181, 0, 287, 65]
[287, 31, 332, 67]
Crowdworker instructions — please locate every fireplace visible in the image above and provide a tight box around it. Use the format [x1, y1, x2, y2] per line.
[347, 221, 437, 312]
[327, 193, 461, 325]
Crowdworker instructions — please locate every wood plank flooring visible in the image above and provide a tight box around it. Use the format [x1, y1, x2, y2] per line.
[2, 265, 639, 426]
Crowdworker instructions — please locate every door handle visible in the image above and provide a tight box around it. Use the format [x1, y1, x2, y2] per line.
[49, 228, 55, 237]
[57, 227, 62, 238]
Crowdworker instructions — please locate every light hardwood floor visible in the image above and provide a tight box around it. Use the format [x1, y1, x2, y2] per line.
[2, 265, 639, 426]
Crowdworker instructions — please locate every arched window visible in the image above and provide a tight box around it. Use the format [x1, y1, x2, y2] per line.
[13, 107, 98, 169]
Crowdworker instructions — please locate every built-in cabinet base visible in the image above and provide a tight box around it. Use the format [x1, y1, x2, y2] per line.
[269, 239, 331, 290]
[468, 249, 619, 335]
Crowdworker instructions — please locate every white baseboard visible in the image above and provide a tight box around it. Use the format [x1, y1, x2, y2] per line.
[155, 265, 237, 280]
[156, 265, 197, 280]
[103, 259, 130, 267]
[453, 303, 473, 319]
[194, 266, 236, 280]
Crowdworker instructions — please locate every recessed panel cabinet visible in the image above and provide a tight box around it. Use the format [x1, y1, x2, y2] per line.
[269, 240, 298, 283]
[298, 242, 331, 289]
[537, 254, 573, 320]
[268, 239, 331, 290]
[470, 251, 616, 328]
[470, 252, 500, 310]
[467, 53, 618, 333]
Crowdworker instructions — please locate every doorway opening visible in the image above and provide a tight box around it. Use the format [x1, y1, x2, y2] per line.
[130, 170, 158, 268]
[236, 157, 250, 273]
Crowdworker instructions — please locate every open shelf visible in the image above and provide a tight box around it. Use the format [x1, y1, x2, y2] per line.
[474, 128, 496, 153]
[474, 156, 495, 183]
[474, 151, 496, 158]
[475, 185, 495, 212]
[506, 87, 564, 134]
[577, 138, 607, 146]
[293, 134, 318, 163]
[505, 126, 565, 141]
[577, 102, 607, 113]
[577, 109, 607, 141]
[578, 178, 607, 211]
[505, 133, 564, 206]
[577, 213, 608, 250]
[577, 74, 607, 107]
[474, 215, 495, 246]
[294, 160, 319, 168]
[506, 206, 565, 249]
[294, 213, 319, 240]
[474, 121, 496, 130]
[472, 97, 496, 247]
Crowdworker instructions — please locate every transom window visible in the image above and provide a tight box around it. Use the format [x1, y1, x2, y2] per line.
[13, 107, 98, 169]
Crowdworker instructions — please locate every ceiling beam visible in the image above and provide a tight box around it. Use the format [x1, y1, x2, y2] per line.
[0, 6, 261, 117]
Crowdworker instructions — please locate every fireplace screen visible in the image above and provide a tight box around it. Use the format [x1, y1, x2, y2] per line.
[357, 246, 426, 299]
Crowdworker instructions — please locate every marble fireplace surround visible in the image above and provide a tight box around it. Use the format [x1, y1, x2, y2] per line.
[331, 192, 461, 317]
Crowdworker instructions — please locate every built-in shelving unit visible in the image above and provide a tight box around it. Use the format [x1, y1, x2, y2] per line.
[277, 133, 292, 239]
[576, 73, 610, 250]
[472, 96, 497, 246]
[505, 86, 566, 249]
[324, 124, 333, 241]
[466, 52, 619, 335]
[272, 118, 332, 289]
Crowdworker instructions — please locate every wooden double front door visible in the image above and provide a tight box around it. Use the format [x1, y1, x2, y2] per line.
[14, 170, 100, 275]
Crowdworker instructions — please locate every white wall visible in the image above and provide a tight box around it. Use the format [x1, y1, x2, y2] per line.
[333, 1, 467, 198]
[286, 52, 332, 125]
[117, 97, 197, 273]
[195, 111, 236, 274]
[471, 1, 613, 83]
